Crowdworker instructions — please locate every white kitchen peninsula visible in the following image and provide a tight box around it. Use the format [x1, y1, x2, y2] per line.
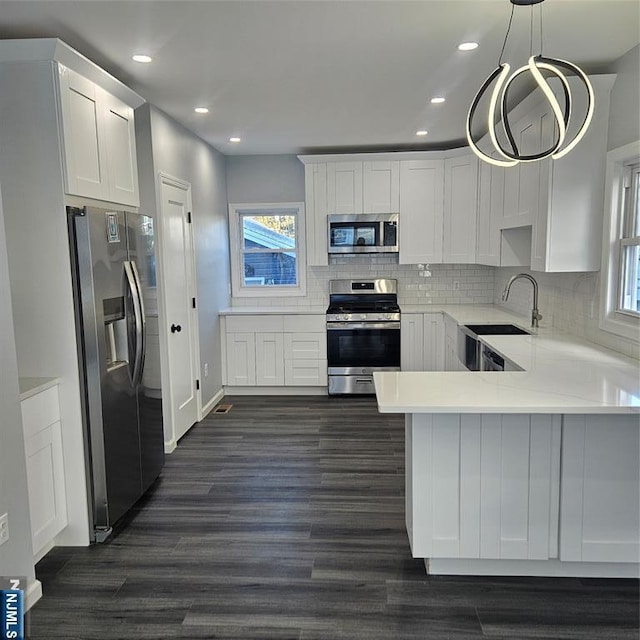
[375, 317, 640, 578]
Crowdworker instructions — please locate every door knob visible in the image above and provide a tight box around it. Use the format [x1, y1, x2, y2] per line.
[171, 324, 182, 334]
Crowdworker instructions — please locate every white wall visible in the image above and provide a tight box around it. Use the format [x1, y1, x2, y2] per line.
[0, 185, 36, 587]
[495, 45, 640, 360]
[135, 104, 230, 410]
[226, 155, 305, 203]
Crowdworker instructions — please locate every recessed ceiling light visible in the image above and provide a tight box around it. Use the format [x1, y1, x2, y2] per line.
[416, 130, 428, 137]
[132, 54, 152, 63]
[194, 107, 209, 114]
[458, 42, 479, 51]
[431, 97, 446, 104]
[229, 137, 241, 143]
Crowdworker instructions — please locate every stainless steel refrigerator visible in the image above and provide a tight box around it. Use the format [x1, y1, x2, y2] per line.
[67, 205, 165, 542]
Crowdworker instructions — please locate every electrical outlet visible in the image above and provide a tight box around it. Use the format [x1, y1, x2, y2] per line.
[204, 363, 209, 377]
[0, 512, 9, 546]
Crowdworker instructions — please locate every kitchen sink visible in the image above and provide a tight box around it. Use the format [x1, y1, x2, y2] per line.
[463, 323, 530, 336]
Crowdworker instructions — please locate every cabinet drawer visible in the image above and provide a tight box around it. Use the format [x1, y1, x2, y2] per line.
[283, 315, 325, 332]
[226, 315, 284, 333]
[284, 333, 327, 360]
[284, 359, 328, 386]
[21, 386, 61, 438]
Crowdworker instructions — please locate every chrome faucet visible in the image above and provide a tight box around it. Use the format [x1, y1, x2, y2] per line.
[502, 273, 543, 328]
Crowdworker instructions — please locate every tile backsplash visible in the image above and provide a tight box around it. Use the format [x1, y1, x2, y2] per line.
[494, 267, 639, 359]
[231, 255, 495, 308]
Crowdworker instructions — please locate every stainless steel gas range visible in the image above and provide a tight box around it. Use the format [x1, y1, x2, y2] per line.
[326, 279, 401, 395]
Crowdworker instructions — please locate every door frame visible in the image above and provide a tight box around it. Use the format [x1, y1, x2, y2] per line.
[155, 172, 201, 452]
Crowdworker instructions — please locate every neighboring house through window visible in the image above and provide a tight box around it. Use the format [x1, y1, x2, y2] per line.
[228, 202, 306, 297]
[600, 141, 640, 342]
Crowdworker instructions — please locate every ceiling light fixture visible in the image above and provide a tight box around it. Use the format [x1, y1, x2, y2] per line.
[194, 107, 209, 114]
[132, 54, 152, 63]
[466, 0, 594, 167]
[229, 137, 241, 143]
[458, 42, 479, 51]
[430, 97, 446, 104]
[416, 130, 428, 137]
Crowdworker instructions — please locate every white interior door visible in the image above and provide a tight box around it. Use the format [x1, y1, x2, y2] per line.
[158, 174, 199, 446]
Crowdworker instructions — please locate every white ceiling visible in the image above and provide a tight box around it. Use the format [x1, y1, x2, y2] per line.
[0, 0, 637, 155]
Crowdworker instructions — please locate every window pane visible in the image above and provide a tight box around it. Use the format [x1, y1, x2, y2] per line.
[633, 171, 640, 236]
[242, 251, 297, 286]
[619, 244, 640, 313]
[242, 215, 296, 250]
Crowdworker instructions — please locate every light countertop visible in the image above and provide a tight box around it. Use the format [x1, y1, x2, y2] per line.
[375, 306, 640, 415]
[19, 377, 61, 401]
[219, 306, 326, 316]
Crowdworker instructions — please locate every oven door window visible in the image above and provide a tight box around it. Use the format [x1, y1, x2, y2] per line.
[327, 327, 400, 368]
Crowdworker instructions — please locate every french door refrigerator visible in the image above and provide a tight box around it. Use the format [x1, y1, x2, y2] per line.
[67, 205, 165, 542]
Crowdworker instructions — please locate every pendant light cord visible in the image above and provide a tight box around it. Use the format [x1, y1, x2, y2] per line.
[498, 3, 515, 65]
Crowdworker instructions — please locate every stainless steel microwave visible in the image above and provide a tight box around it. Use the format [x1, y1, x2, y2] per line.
[327, 213, 398, 254]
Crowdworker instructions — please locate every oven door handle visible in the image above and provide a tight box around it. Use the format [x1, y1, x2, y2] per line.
[326, 322, 400, 330]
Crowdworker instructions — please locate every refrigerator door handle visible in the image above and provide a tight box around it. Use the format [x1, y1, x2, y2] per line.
[130, 260, 147, 387]
[124, 260, 145, 387]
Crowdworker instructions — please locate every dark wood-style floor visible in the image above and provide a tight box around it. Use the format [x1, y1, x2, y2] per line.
[28, 396, 639, 639]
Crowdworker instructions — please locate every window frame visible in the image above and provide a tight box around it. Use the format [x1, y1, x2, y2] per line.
[228, 202, 306, 298]
[599, 141, 640, 342]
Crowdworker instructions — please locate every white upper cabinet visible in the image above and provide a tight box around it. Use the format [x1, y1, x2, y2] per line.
[58, 65, 140, 206]
[102, 90, 139, 207]
[326, 160, 399, 214]
[398, 159, 444, 264]
[327, 161, 363, 214]
[363, 161, 399, 212]
[303, 162, 329, 266]
[443, 154, 479, 263]
[531, 75, 615, 272]
[476, 161, 504, 267]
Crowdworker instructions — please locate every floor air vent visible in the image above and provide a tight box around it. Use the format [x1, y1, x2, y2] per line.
[212, 404, 233, 414]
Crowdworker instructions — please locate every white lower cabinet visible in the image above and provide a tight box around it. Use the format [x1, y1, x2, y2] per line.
[401, 314, 424, 371]
[560, 414, 640, 564]
[444, 314, 464, 371]
[223, 315, 326, 388]
[407, 413, 561, 560]
[21, 384, 68, 560]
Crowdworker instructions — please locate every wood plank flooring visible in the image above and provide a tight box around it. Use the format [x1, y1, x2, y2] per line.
[27, 396, 639, 639]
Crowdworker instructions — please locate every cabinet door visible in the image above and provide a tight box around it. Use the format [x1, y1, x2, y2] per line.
[401, 314, 424, 371]
[443, 314, 462, 371]
[423, 313, 444, 371]
[363, 161, 399, 212]
[24, 421, 68, 558]
[399, 160, 444, 264]
[560, 415, 640, 563]
[502, 111, 542, 227]
[304, 163, 329, 266]
[443, 155, 479, 263]
[225, 332, 256, 385]
[58, 66, 109, 201]
[255, 332, 284, 385]
[327, 162, 363, 214]
[476, 160, 503, 266]
[102, 90, 140, 207]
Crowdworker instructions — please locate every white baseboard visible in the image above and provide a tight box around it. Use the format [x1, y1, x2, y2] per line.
[33, 540, 55, 565]
[164, 439, 176, 454]
[223, 386, 327, 396]
[427, 558, 640, 578]
[25, 578, 42, 611]
[201, 388, 224, 419]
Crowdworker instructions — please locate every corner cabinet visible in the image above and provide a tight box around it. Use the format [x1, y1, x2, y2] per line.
[476, 74, 615, 272]
[58, 65, 140, 206]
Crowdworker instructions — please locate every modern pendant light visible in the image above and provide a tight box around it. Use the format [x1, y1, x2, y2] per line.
[466, 0, 594, 167]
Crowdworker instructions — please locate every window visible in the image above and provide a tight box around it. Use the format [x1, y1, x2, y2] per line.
[228, 203, 306, 297]
[600, 141, 640, 342]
